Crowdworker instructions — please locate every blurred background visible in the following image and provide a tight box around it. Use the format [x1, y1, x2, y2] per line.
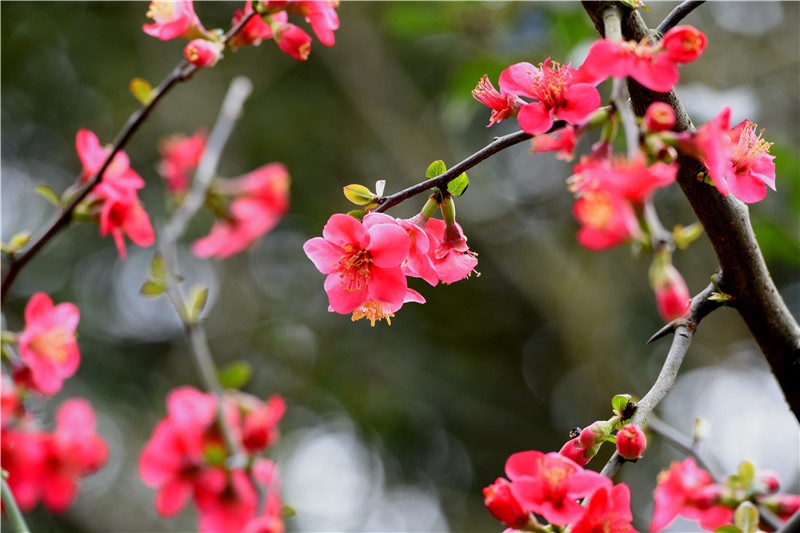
[2, 2, 798, 531]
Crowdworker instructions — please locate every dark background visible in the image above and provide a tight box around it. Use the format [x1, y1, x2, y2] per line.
[2, 2, 799, 531]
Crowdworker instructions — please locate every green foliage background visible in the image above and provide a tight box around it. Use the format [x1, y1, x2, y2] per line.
[2, 2, 798, 531]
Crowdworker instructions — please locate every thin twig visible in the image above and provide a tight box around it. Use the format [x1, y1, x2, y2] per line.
[159, 76, 253, 463]
[656, 1, 706, 35]
[1, 476, 31, 533]
[647, 277, 720, 344]
[0, 11, 260, 304]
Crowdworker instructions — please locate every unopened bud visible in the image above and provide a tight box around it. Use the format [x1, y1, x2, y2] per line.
[616, 423, 646, 460]
[184, 39, 223, 68]
[644, 102, 676, 132]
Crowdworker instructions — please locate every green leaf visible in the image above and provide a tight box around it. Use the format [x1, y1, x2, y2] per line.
[347, 209, 366, 221]
[139, 280, 165, 298]
[611, 394, 631, 413]
[733, 501, 758, 533]
[187, 284, 209, 322]
[714, 526, 742, 533]
[35, 185, 62, 207]
[130, 77, 154, 105]
[426, 160, 447, 179]
[737, 460, 755, 487]
[343, 184, 375, 206]
[150, 252, 165, 281]
[447, 172, 469, 196]
[218, 360, 253, 390]
[280, 505, 297, 519]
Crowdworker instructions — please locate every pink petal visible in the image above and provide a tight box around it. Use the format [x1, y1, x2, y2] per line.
[29, 357, 64, 395]
[323, 213, 368, 249]
[517, 103, 555, 136]
[559, 84, 601, 125]
[25, 292, 54, 326]
[50, 302, 80, 333]
[56, 398, 95, 435]
[156, 478, 193, 517]
[505, 450, 543, 479]
[42, 474, 77, 514]
[367, 224, 410, 268]
[630, 55, 678, 93]
[75, 129, 105, 173]
[303, 237, 344, 274]
[728, 174, 768, 204]
[564, 470, 611, 499]
[324, 273, 367, 314]
[498, 62, 539, 97]
[581, 39, 628, 81]
[366, 266, 407, 305]
[537, 497, 587, 526]
[167, 386, 216, 428]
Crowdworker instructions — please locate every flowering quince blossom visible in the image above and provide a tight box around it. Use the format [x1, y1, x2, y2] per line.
[192, 163, 290, 259]
[397, 216, 439, 286]
[531, 124, 579, 161]
[581, 25, 706, 93]
[569, 155, 678, 204]
[424, 217, 479, 284]
[286, 0, 340, 47]
[571, 484, 635, 533]
[651, 458, 733, 532]
[17, 292, 80, 395]
[499, 59, 601, 135]
[274, 22, 313, 61]
[184, 38, 224, 68]
[483, 477, 530, 529]
[725, 118, 777, 203]
[157, 130, 207, 196]
[1, 399, 108, 513]
[75, 129, 155, 259]
[505, 450, 612, 525]
[573, 191, 641, 250]
[472, 74, 526, 127]
[143, 0, 206, 41]
[229, 1, 288, 48]
[643, 102, 676, 132]
[682, 107, 733, 196]
[304, 212, 414, 322]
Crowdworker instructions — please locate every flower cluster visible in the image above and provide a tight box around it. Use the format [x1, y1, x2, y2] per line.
[157, 129, 208, 197]
[651, 458, 800, 531]
[304, 196, 478, 326]
[142, 0, 340, 65]
[75, 129, 155, 260]
[139, 387, 286, 533]
[1, 293, 108, 514]
[192, 163, 290, 259]
[483, 450, 634, 531]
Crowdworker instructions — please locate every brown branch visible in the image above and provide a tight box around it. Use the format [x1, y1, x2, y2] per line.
[656, 1, 706, 35]
[581, 1, 800, 421]
[0, 11, 260, 305]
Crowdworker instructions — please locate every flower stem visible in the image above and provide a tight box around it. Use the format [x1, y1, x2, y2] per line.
[1, 476, 31, 533]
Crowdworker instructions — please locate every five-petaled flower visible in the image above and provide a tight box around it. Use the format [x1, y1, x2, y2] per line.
[143, 0, 206, 41]
[157, 129, 207, 196]
[499, 58, 602, 135]
[17, 293, 81, 395]
[472, 74, 526, 127]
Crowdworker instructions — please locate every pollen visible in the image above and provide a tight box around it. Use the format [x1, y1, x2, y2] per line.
[29, 327, 72, 363]
[351, 301, 394, 327]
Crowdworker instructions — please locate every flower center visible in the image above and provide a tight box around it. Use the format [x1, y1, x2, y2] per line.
[351, 301, 394, 327]
[147, 1, 175, 23]
[580, 193, 613, 229]
[338, 245, 372, 291]
[531, 59, 570, 109]
[732, 121, 772, 172]
[29, 327, 72, 363]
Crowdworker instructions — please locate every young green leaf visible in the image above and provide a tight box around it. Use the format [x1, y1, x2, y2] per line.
[140, 280, 165, 298]
[347, 209, 366, 221]
[426, 160, 447, 179]
[733, 501, 758, 533]
[187, 284, 209, 322]
[35, 185, 63, 208]
[218, 360, 253, 390]
[130, 77, 154, 106]
[611, 394, 631, 413]
[447, 172, 469, 196]
[150, 252, 166, 281]
[343, 184, 375, 206]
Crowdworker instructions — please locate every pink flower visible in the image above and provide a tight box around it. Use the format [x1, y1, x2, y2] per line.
[573, 192, 640, 250]
[644, 102, 676, 132]
[1, 429, 47, 511]
[241, 395, 286, 454]
[424, 218, 479, 284]
[500, 59, 601, 135]
[157, 130, 207, 196]
[192, 163, 290, 259]
[651, 458, 733, 532]
[304, 213, 410, 316]
[17, 293, 80, 395]
[507, 450, 611, 525]
[726, 119, 776, 203]
[139, 387, 223, 517]
[581, 38, 671, 89]
[37, 399, 109, 513]
[143, 0, 205, 41]
[229, 2, 287, 49]
[571, 483, 635, 533]
[398, 217, 439, 286]
[661, 25, 707, 64]
[287, 1, 340, 47]
[570, 154, 677, 203]
[681, 107, 733, 196]
[184, 39, 223, 68]
[483, 477, 530, 529]
[472, 75, 526, 127]
[616, 423, 647, 460]
[531, 125, 578, 161]
[275, 22, 312, 61]
[651, 261, 691, 322]
[75, 129, 155, 259]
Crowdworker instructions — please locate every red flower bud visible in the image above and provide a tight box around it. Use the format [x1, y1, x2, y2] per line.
[644, 102, 676, 132]
[616, 423, 646, 460]
[661, 25, 707, 64]
[483, 478, 529, 529]
[559, 437, 593, 467]
[183, 39, 222, 68]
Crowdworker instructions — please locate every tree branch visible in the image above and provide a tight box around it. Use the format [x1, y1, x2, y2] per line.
[581, 1, 800, 422]
[601, 279, 718, 478]
[656, 1, 706, 35]
[1, 476, 30, 533]
[0, 11, 260, 305]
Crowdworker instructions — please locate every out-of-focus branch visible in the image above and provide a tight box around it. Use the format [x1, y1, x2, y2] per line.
[657, 0, 706, 34]
[581, 1, 800, 422]
[601, 280, 719, 478]
[0, 11, 260, 305]
[1, 476, 30, 533]
[159, 76, 253, 465]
